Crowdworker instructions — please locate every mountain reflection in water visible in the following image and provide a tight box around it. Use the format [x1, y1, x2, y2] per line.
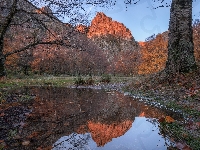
[53, 117, 171, 150]
[17, 87, 174, 149]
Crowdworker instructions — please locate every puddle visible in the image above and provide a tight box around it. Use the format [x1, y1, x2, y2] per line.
[1, 86, 180, 149]
[53, 117, 172, 150]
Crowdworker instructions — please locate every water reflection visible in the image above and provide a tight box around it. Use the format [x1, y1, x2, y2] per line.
[87, 120, 132, 147]
[16, 87, 175, 149]
[53, 117, 172, 150]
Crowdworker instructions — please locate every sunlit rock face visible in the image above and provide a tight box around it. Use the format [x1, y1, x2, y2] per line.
[88, 12, 132, 40]
[138, 41, 145, 47]
[76, 24, 89, 34]
[87, 120, 132, 147]
[35, 6, 53, 15]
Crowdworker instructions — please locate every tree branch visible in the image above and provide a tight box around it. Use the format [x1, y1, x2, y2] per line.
[4, 40, 73, 57]
[0, 0, 18, 41]
[16, 8, 57, 38]
[10, 18, 30, 26]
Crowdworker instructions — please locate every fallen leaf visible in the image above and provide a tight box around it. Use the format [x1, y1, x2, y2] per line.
[0, 112, 5, 117]
[0, 140, 6, 148]
[176, 142, 192, 150]
[186, 121, 200, 130]
[37, 146, 52, 150]
[196, 122, 200, 128]
[158, 117, 165, 123]
[36, 147, 42, 150]
[27, 132, 40, 139]
[165, 116, 175, 123]
[182, 133, 188, 138]
[43, 146, 52, 150]
[22, 140, 30, 146]
[0, 140, 4, 143]
[14, 135, 21, 139]
[64, 122, 69, 126]
[1, 99, 6, 104]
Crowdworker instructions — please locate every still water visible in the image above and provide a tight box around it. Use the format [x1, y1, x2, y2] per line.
[15, 86, 175, 149]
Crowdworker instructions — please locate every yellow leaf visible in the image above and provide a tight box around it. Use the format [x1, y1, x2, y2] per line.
[165, 116, 175, 123]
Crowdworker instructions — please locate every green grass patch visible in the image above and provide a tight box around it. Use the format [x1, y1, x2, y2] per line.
[160, 121, 200, 150]
[0, 76, 75, 89]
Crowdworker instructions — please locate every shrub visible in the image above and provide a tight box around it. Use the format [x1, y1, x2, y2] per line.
[100, 74, 111, 83]
[85, 76, 94, 85]
[74, 75, 85, 86]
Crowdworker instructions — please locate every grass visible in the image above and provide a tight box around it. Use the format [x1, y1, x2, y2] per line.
[0, 74, 136, 89]
[160, 121, 200, 150]
[0, 75, 75, 89]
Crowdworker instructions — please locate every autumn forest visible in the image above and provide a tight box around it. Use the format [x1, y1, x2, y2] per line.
[1, 0, 200, 150]
[2, 8, 200, 77]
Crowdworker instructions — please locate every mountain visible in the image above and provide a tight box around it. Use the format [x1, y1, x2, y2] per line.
[75, 12, 139, 64]
[87, 12, 139, 54]
[88, 12, 133, 40]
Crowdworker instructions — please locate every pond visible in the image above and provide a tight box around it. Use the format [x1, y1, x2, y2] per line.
[0, 86, 181, 149]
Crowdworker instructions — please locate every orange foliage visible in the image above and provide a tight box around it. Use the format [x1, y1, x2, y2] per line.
[4, 38, 19, 70]
[138, 22, 200, 75]
[165, 116, 175, 123]
[138, 32, 168, 74]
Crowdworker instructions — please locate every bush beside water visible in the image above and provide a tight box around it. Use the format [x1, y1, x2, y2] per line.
[100, 74, 111, 83]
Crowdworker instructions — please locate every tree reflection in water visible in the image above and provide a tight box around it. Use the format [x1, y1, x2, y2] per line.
[53, 133, 92, 150]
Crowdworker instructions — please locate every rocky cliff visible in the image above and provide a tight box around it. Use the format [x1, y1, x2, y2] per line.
[88, 12, 138, 61]
[76, 24, 88, 34]
[76, 12, 139, 62]
[88, 12, 133, 40]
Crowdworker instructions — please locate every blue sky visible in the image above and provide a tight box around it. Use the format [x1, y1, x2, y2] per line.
[32, 0, 200, 42]
[99, 0, 200, 41]
[102, 1, 171, 42]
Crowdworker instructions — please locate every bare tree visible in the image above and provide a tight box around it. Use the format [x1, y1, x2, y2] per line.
[0, 0, 199, 78]
[0, 0, 90, 78]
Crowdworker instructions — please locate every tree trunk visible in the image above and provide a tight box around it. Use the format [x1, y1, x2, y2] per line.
[165, 0, 197, 75]
[0, 41, 6, 77]
[0, 0, 18, 78]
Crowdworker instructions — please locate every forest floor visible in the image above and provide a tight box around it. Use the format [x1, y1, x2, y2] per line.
[0, 73, 200, 149]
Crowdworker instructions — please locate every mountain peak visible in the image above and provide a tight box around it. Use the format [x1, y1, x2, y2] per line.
[96, 12, 108, 18]
[88, 12, 133, 40]
[35, 6, 53, 15]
